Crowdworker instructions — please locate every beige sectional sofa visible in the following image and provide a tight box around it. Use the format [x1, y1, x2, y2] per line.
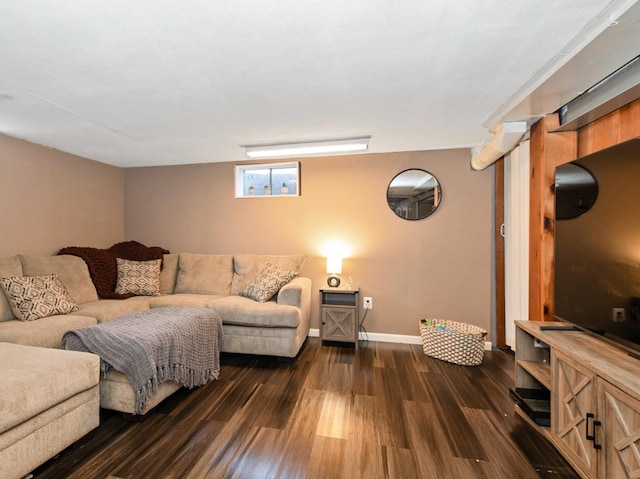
[0, 252, 311, 356]
[0, 251, 310, 478]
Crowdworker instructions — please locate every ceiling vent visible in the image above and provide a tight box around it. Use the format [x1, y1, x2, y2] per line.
[556, 55, 640, 131]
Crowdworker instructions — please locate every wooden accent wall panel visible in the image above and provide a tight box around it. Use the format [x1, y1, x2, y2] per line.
[528, 115, 576, 322]
[578, 97, 640, 157]
[529, 99, 639, 323]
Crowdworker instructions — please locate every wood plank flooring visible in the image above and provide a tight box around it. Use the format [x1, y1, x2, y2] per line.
[32, 338, 579, 479]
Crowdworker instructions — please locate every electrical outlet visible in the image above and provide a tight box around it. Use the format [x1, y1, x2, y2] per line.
[363, 297, 373, 310]
[613, 308, 626, 322]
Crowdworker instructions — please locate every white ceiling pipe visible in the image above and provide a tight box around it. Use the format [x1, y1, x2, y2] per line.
[470, 121, 528, 170]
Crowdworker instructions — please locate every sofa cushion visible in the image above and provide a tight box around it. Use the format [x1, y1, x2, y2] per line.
[149, 293, 225, 309]
[240, 263, 297, 302]
[206, 296, 300, 328]
[231, 254, 306, 296]
[159, 254, 179, 295]
[0, 255, 23, 322]
[73, 297, 150, 323]
[0, 274, 79, 321]
[19, 255, 99, 304]
[0, 342, 99, 434]
[0, 314, 97, 349]
[115, 258, 161, 296]
[175, 253, 233, 295]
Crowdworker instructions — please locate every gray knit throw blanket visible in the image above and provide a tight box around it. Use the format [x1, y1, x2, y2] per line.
[62, 306, 223, 414]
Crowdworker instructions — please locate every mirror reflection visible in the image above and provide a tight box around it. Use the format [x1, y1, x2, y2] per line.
[555, 163, 598, 220]
[387, 169, 442, 220]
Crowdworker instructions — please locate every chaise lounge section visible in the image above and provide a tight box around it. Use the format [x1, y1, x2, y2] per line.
[152, 252, 311, 358]
[0, 342, 100, 479]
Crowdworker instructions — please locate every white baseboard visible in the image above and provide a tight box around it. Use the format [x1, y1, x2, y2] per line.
[309, 328, 492, 350]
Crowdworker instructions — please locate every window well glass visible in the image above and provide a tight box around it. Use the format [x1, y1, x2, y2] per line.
[235, 162, 300, 198]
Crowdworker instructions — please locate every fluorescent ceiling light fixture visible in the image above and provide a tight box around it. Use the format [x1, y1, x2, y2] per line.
[244, 136, 370, 159]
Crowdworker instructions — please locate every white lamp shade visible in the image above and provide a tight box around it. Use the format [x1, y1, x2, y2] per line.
[326, 256, 342, 275]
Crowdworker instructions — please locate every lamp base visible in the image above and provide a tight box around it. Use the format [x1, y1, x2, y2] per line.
[327, 275, 341, 287]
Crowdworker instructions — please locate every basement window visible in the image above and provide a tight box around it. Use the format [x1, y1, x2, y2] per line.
[234, 162, 300, 198]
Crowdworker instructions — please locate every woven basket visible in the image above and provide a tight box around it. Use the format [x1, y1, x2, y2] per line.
[419, 319, 487, 366]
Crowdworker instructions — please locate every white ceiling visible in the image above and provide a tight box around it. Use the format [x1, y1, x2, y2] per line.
[0, 0, 638, 168]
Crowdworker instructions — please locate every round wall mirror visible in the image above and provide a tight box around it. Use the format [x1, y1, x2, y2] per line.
[555, 163, 598, 220]
[387, 169, 442, 220]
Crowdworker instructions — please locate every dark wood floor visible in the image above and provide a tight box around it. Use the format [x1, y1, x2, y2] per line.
[32, 338, 579, 479]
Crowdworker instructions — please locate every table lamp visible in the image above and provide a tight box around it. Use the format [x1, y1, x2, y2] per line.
[326, 256, 342, 287]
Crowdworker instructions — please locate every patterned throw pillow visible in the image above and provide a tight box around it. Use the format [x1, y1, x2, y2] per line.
[0, 274, 79, 321]
[240, 263, 297, 302]
[115, 258, 161, 296]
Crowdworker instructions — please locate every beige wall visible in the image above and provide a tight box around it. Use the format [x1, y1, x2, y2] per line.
[125, 149, 494, 338]
[0, 134, 124, 257]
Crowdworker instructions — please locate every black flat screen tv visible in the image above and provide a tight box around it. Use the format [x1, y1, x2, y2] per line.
[554, 138, 640, 358]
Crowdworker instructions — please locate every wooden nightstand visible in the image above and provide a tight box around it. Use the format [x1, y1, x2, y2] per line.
[320, 288, 359, 347]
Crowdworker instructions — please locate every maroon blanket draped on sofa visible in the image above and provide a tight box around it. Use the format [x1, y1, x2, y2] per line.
[58, 241, 170, 299]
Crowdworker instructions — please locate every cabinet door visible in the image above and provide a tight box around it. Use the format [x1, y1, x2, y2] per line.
[598, 379, 640, 479]
[552, 351, 597, 477]
[321, 307, 356, 343]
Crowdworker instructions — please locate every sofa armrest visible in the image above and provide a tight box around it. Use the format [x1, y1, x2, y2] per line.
[277, 277, 311, 334]
[277, 277, 310, 308]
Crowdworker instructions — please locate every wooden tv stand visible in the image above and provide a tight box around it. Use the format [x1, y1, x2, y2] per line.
[514, 320, 640, 479]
